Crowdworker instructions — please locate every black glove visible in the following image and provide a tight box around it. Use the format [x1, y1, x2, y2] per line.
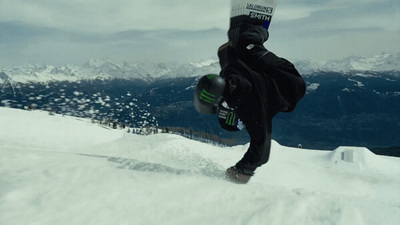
[220, 73, 252, 109]
[228, 25, 270, 64]
[228, 24, 269, 49]
[217, 42, 235, 70]
[217, 100, 243, 132]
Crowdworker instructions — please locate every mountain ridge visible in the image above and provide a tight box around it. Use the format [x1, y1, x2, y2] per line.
[1, 52, 399, 84]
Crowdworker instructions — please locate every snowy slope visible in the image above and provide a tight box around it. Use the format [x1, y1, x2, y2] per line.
[0, 107, 399, 225]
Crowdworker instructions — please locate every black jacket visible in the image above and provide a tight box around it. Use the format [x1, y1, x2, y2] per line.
[218, 26, 306, 173]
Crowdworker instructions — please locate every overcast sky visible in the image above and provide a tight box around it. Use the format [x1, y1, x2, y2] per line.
[0, 0, 399, 66]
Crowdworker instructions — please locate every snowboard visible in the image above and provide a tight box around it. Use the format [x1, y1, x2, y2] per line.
[230, 0, 279, 31]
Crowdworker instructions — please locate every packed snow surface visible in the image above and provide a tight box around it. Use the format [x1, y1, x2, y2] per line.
[0, 107, 399, 225]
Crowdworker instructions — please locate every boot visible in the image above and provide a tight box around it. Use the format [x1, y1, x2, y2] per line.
[226, 166, 253, 184]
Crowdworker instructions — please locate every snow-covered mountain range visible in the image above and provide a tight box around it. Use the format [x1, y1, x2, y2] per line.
[293, 52, 400, 74]
[0, 58, 221, 84]
[1, 53, 399, 84]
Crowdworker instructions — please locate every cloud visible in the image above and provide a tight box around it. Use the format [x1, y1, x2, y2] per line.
[0, 21, 226, 66]
[1, 0, 398, 33]
[275, 0, 399, 31]
[0, 0, 398, 65]
[0, 0, 230, 32]
[271, 2, 392, 41]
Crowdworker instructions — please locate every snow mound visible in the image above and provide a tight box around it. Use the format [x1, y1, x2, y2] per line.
[329, 146, 397, 175]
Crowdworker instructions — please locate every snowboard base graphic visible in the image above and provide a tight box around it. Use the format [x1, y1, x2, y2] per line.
[230, 0, 279, 31]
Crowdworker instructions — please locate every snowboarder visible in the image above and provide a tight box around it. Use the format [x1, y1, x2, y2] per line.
[194, 24, 306, 184]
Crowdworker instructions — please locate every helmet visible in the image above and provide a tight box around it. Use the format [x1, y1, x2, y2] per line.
[194, 74, 226, 114]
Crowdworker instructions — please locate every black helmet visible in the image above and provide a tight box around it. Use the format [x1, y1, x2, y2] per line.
[194, 74, 226, 114]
